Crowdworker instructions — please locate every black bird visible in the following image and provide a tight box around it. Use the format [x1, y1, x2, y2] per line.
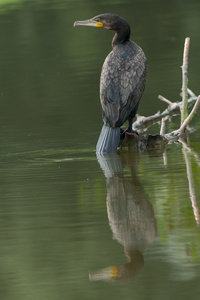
[74, 14, 147, 153]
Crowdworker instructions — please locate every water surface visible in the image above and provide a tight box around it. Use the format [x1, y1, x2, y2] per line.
[0, 0, 200, 299]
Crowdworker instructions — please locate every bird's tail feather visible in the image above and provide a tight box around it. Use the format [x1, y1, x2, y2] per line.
[96, 125, 120, 154]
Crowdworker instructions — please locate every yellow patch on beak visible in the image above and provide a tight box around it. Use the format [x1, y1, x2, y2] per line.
[111, 266, 118, 278]
[96, 21, 103, 28]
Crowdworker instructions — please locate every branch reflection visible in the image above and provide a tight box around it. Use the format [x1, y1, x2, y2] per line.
[180, 138, 200, 225]
[90, 152, 157, 282]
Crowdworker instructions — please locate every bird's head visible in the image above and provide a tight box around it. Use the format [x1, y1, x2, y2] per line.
[74, 13, 126, 31]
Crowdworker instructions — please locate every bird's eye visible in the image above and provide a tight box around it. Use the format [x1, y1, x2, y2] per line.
[96, 19, 100, 22]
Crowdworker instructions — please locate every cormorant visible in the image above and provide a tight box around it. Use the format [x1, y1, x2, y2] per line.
[74, 13, 147, 153]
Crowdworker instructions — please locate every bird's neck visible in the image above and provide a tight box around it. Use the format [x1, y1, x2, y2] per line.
[112, 23, 130, 48]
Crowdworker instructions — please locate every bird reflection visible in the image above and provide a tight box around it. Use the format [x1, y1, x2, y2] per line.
[90, 152, 156, 282]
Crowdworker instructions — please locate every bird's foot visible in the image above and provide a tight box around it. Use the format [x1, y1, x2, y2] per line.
[120, 128, 139, 140]
[125, 128, 139, 136]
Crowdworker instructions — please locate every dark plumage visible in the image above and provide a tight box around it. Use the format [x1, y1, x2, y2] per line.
[74, 13, 147, 153]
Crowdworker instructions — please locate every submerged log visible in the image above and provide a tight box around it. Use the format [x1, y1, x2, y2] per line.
[119, 132, 166, 151]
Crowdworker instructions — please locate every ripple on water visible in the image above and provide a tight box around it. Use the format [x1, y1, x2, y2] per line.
[1, 148, 96, 165]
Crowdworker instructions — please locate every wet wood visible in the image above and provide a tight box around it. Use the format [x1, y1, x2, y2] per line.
[119, 132, 166, 151]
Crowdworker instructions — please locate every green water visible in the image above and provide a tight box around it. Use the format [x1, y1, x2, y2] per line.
[0, 0, 200, 299]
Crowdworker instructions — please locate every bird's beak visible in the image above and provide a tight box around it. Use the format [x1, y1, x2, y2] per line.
[73, 19, 103, 28]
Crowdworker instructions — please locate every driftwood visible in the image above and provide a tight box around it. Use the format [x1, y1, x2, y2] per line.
[119, 37, 200, 151]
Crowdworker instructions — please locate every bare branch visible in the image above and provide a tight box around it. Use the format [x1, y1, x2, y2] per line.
[187, 88, 197, 98]
[158, 95, 173, 106]
[160, 118, 166, 135]
[181, 37, 190, 124]
[179, 95, 200, 133]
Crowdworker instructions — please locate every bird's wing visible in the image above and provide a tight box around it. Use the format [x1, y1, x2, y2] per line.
[100, 54, 121, 127]
[100, 46, 147, 127]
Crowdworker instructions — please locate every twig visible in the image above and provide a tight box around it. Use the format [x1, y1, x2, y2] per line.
[160, 118, 166, 135]
[179, 95, 200, 133]
[133, 102, 180, 131]
[158, 95, 173, 107]
[132, 112, 161, 131]
[181, 37, 190, 124]
[132, 89, 199, 141]
[187, 88, 197, 99]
